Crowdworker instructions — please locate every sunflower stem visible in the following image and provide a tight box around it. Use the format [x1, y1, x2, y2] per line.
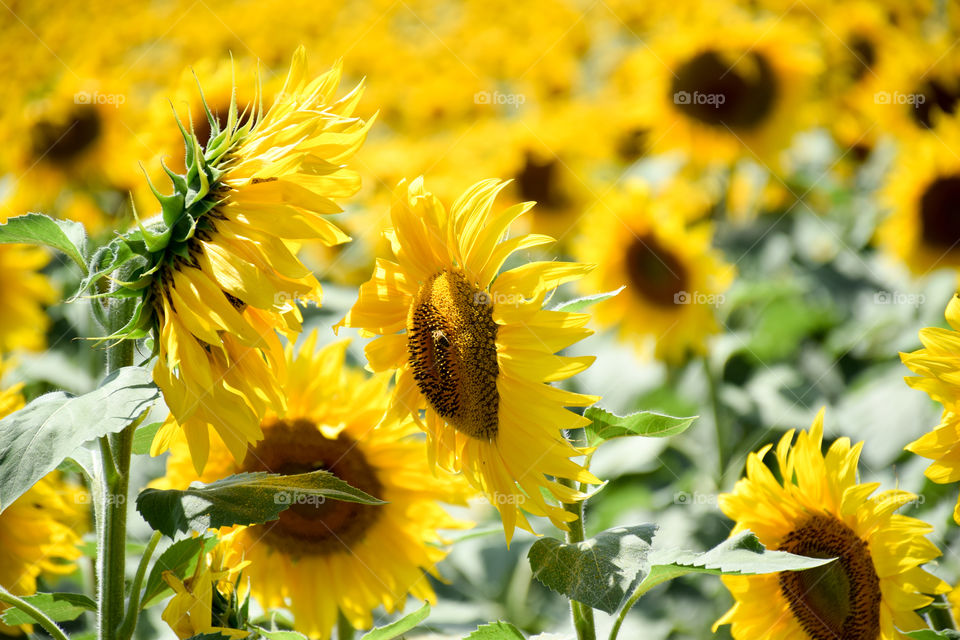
[337, 610, 355, 640]
[702, 356, 726, 481]
[559, 476, 596, 640]
[96, 293, 137, 640]
[118, 530, 162, 640]
[0, 585, 71, 640]
[928, 593, 957, 631]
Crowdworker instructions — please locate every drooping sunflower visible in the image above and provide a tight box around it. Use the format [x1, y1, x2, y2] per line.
[0, 380, 86, 636]
[615, 4, 820, 166]
[900, 294, 960, 524]
[156, 333, 471, 638]
[160, 534, 249, 640]
[337, 177, 600, 544]
[116, 47, 371, 472]
[878, 112, 960, 275]
[0, 243, 57, 354]
[714, 409, 948, 640]
[575, 182, 734, 364]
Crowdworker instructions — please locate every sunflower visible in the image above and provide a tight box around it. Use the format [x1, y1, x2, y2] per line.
[900, 294, 960, 524]
[336, 177, 599, 544]
[575, 182, 734, 364]
[0, 381, 86, 636]
[160, 534, 249, 640]
[156, 333, 470, 638]
[615, 4, 820, 166]
[878, 112, 960, 275]
[130, 48, 371, 473]
[714, 409, 948, 640]
[0, 244, 57, 354]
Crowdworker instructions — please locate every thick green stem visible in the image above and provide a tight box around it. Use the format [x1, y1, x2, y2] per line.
[702, 357, 726, 480]
[928, 593, 958, 631]
[608, 586, 643, 640]
[559, 477, 596, 640]
[0, 585, 71, 640]
[117, 531, 162, 640]
[97, 295, 136, 640]
[337, 610, 356, 640]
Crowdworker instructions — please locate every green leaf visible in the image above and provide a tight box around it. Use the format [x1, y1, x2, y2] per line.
[0, 366, 159, 511]
[584, 407, 698, 447]
[132, 421, 163, 455]
[463, 621, 526, 639]
[359, 603, 430, 640]
[0, 213, 87, 271]
[905, 632, 960, 639]
[136, 470, 385, 538]
[250, 627, 307, 639]
[141, 535, 217, 609]
[528, 524, 658, 614]
[634, 531, 835, 599]
[550, 287, 624, 313]
[0, 592, 96, 625]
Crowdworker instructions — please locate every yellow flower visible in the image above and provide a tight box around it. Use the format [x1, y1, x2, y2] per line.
[878, 112, 960, 275]
[144, 47, 372, 473]
[0, 381, 85, 636]
[157, 333, 470, 638]
[337, 177, 599, 544]
[901, 294, 960, 523]
[614, 5, 820, 166]
[161, 535, 249, 640]
[0, 244, 56, 354]
[714, 409, 947, 640]
[575, 182, 734, 364]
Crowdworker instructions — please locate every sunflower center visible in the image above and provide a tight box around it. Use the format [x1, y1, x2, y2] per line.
[242, 419, 384, 557]
[31, 105, 102, 164]
[624, 235, 689, 307]
[408, 269, 500, 440]
[777, 514, 881, 640]
[920, 176, 960, 249]
[847, 35, 876, 83]
[912, 79, 960, 129]
[670, 50, 777, 130]
[516, 152, 567, 209]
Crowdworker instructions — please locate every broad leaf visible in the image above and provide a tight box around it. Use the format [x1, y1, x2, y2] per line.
[141, 535, 217, 608]
[0, 213, 87, 271]
[250, 627, 308, 639]
[359, 603, 430, 640]
[551, 287, 624, 313]
[136, 470, 385, 538]
[905, 632, 960, 639]
[584, 407, 697, 447]
[0, 367, 159, 511]
[634, 531, 835, 599]
[528, 524, 658, 614]
[464, 622, 526, 639]
[0, 592, 96, 625]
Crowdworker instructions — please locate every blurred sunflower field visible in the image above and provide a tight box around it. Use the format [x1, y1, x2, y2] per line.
[5, 0, 960, 639]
